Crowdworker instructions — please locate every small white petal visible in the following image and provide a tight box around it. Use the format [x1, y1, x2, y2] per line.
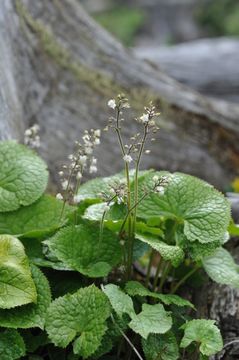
[73, 195, 81, 204]
[76, 172, 82, 180]
[56, 193, 63, 200]
[94, 129, 101, 137]
[140, 113, 149, 123]
[123, 155, 133, 163]
[153, 175, 159, 182]
[108, 99, 116, 109]
[89, 165, 97, 174]
[61, 180, 68, 190]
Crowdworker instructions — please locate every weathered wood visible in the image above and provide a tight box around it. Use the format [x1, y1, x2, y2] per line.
[134, 38, 239, 102]
[1, 0, 239, 190]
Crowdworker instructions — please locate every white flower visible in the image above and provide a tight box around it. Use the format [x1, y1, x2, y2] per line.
[91, 157, 97, 165]
[58, 171, 64, 176]
[85, 146, 93, 155]
[122, 102, 130, 109]
[31, 124, 40, 133]
[94, 129, 101, 137]
[140, 113, 149, 123]
[108, 99, 116, 109]
[24, 129, 32, 136]
[56, 193, 63, 200]
[145, 150, 151, 154]
[94, 138, 100, 145]
[89, 165, 97, 174]
[79, 155, 87, 165]
[123, 154, 133, 163]
[155, 186, 165, 195]
[153, 175, 159, 183]
[73, 195, 81, 204]
[76, 172, 82, 180]
[61, 180, 68, 190]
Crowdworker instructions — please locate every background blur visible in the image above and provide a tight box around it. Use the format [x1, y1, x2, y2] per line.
[80, 0, 239, 46]
[80, 0, 239, 103]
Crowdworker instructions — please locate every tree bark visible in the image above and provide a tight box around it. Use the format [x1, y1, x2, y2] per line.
[1, 0, 239, 190]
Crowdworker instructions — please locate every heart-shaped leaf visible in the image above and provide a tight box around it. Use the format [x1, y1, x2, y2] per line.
[45, 285, 111, 358]
[0, 141, 48, 212]
[137, 172, 230, 244]
[45, 223, 122, 277]
[0, 235, 37, 309]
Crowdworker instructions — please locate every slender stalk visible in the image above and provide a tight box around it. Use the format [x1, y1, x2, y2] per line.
[110, 314, 144, 360]
[119, 189, 151, 236]
[170, 266, 200, 294]
[158, 261, 171, 292]
[114, 105, 133, 279]
[132, 124, 148, 231]
[60, 161, 77, 220]
[99, 194, 117, 242]
[152, 256, 163, 291]
[127, 125, 148, 279]
[145, 250, 155, 287]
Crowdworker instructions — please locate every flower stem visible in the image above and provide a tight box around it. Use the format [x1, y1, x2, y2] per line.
[145, 250, 155, 287]
[158, 261, 171, 292]
[152, 256, 163, 291]
[170, 265, 200, 294]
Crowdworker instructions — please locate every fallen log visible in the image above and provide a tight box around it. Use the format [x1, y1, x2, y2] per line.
[134, 38, 239, 103]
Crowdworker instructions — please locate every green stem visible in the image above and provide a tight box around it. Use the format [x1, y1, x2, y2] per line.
[60, 161, 78, 220]
[170, 265, 200, 294]
[145, 250, 155, 287]
[114, 106, 133, 280]
[127, 125, 148, 280]
[152, 256, 163, 291]
[110, 314, 144, 360]
[158, 261, 171, 292]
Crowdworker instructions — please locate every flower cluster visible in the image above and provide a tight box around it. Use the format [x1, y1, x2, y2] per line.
[24, 124, 41, 149]
[99, 179, 127, 206]
[152, 174, 171, 195]
[56, 129, 101, 204]
[107, 95, 160, 165]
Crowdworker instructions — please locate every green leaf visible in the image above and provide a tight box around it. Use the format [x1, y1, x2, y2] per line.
[45, 285, 111, 358]
[228, 220, 239, 236]
[186, 239, 222, 261]
[125, 281, 194, 308]
[0, 195, 74, 238]
[0, 329, 26, 360]
[203, 247, 239, 287]
[0, 264, 51, 329]
[136, 233, 184, 267]
[180, 319, 223, 356]
[103, 284, 135, 318]
[0, 141, 48, 212]
[129, 303, 172, 339]
[137, 172, 231, 244]
[136, 222, 164, 237]
[142, 332, 179, 360]
[45, 224, 122, 277]
[0, 235, 37, 309]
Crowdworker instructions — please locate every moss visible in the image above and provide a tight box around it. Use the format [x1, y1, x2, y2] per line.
[94, 6, 145, 46]
[15, 0, 170, 120]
